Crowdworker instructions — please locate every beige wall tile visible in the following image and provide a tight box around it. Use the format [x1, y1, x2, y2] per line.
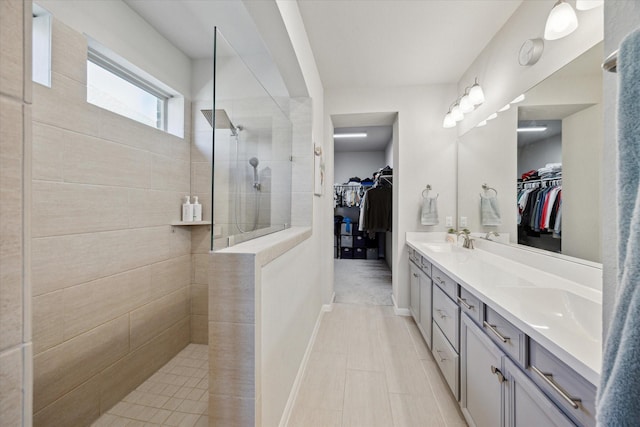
[34, 315, 129, 412]
[192, 254, 209, 286]
[33, 374, 101, 427]
[32, 181, 129, 237]
[0, 97, 23, 351]
[209, 394, 255, 427]
[191, 315, 208, 344]
[191, 284, 208, 315]
[33, 72, 101, 136]
[191, 161, 211, 195]
[33, 291, 64, 354]
[32, 226, 171, 296]
[151, 255, 191, 297]
[128, 189, 182, 228]
[151, 154, 190, 193]
[0, 346, 23, 426]
[170, 224, 192, 257]
[63, 267, 152, 340]
[209, 321, 254, 398]
[32, 122, 64, 181]
[0, 0, 23, 99]
[190, 226, 210, 254]
[99, 318, 189, 412]
[51, 19, 87, 84]
[63, 133, 152, 188]
[210, 254, 255, 324]
[130, 288, 190, 350]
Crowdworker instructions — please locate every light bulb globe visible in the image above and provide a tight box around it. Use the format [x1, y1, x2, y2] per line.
[544, 0, 579, 41]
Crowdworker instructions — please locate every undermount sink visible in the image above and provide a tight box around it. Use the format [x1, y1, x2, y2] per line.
[419, 242, 460, 253]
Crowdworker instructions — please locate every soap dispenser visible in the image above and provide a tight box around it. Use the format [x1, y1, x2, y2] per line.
[193, 196, 202, 222]
[182, 195, 193, 222]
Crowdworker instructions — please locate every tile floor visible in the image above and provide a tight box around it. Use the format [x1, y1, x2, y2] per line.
[287, 303, 467, 426]
[91, 344, 209, 427]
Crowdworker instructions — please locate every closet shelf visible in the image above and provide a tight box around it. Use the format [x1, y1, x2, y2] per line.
[170, 221, 212, 226]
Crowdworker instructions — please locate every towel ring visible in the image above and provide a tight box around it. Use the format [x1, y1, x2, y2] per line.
[482, 183, 498, 196]
[422, 184, 438, 199]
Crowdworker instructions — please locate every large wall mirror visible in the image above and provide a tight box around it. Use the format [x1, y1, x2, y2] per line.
[457, 42, 603, 264]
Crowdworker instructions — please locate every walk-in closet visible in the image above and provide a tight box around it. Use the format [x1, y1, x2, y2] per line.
[332, 122, 394, 306]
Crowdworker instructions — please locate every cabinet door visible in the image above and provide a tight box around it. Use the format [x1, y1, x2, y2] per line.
[418, 270, 432, 348]
[503, 358, 575, 427]
[460, 314, 505, 427]
[409, 263, 420, 321]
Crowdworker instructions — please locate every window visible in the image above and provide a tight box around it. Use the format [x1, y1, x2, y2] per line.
[87, 48, 172, 131]
[32, 4, 52, 87]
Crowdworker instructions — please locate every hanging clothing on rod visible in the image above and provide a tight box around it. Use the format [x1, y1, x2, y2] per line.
[360, 167, 393, 233]
[517, 179, 562, 236]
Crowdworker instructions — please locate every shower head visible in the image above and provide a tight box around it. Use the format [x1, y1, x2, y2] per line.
[249, 157, 260, 190]
[200, 109, 240, 135]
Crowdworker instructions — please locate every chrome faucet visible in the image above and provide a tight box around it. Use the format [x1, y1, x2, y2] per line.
[484, 231, 500, 241]
[457, 229, 474, 249]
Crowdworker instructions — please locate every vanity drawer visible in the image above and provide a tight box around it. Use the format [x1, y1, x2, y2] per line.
[432, 285, 460, 352]
[528, 340, 596, 427]
[432, 323, 459, 400]
[432, 266, 458, 299]
[408, 247, 419, 264]
[458, 287, 482, 325]
[420, 257, 432, 277]
[483, 306, 525, 365]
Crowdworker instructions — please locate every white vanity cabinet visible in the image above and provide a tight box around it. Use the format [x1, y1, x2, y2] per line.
[461, 313, 505, 427]
[408, 249, 433, 348]
[461, 314, 575, 427]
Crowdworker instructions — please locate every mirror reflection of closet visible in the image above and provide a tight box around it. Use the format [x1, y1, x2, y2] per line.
[457, 42, 603, 264]
[516, 43, 603, 262]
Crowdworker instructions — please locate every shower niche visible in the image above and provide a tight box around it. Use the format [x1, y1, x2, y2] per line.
[205, 29, 293, 250]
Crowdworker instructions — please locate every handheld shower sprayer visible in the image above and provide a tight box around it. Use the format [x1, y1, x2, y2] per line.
[249, 157, 260, 190]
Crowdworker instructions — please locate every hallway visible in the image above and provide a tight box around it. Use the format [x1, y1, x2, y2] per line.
[287, 302, 467, 427]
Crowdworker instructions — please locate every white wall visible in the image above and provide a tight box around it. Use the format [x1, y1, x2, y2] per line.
[334, 151, 385, 184]
[385, 139, 394, 168]
[517, 134, 562, 176]
[325, 84, 458, 311]
[562, 104, 602, 262]
[35, 0, 191, 97]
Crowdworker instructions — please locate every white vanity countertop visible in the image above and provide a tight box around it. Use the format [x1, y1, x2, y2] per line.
[406, 233, 602, 386]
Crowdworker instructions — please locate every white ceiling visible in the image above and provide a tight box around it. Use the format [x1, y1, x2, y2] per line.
[297, 0, 523, 89]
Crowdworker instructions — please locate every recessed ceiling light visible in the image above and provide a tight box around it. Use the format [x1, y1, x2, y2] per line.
[333, 132, 367, 138]
[517, 126, 547, 132]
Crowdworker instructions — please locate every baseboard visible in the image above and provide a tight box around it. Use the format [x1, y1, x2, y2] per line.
[392, 293, 410, 316]
[322, 292, 336, 312]
[278, 306, 326, 427]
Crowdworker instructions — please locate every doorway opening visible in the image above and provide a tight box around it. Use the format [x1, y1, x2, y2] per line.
[331, 112, 397, 306]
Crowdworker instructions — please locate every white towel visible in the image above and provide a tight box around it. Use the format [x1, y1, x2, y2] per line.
[480, 195, 501, 226]
[421, 197, 439, 225]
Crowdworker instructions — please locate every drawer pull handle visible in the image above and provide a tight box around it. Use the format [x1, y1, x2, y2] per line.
[436, 309, 448, 319]
[530, 365, 581, 409]
[483, 321, 510, 343]
[435, 349, 447, 362]
[435, 276, 445, 285]
[413, 273, 419, 278]
[457, 296, 474, 310]
[491, 365, 506, 383]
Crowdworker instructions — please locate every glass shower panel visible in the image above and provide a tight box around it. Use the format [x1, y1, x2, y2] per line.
[210, 29, 292, 250]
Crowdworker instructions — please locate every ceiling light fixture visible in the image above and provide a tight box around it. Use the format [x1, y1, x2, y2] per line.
[517, 126, 548, 132]
[469, 78, 485, 105]
[451, 102, 464, 122]
[544, 0, 579, 41]
[486, 113, 498, 121]
[443, 110, 456, 128]
[477, 120, 487, 127]
[459, 91, 474, 113]
[498, 103, 511, 112]
[576, 0, 603, 11]
[333, 132, 367, 138]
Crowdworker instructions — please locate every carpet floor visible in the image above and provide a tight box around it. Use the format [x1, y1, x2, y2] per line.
[334, 259, 393, 306]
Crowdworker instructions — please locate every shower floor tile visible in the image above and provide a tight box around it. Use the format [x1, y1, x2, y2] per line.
[92, 344, 209, 427]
